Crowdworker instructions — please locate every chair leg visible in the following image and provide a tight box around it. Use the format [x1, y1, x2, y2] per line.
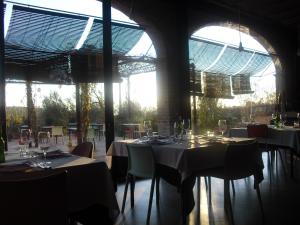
[231, 180, 235, 196]
[224, 180, 235, 225]
[290, 151, 294, 178]
[146, 177, 156, 225]
[277, 149, 286, 175]
[93, 138, 96, 152]
[208, 176, 212, 204]
[121, 174, 130, 213]
[267, 151, 272, 183]
[256, 185, 265, 222]
[130, 175, 135, 208]
[156, 177, 160, 206]
[204, 176, 208, 190]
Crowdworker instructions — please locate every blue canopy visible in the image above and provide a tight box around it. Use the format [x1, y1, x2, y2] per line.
[189, 37, 272, 76]
[4, 4, 144, 64]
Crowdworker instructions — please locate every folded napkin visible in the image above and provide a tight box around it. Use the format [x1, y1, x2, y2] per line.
[147, 139, 173, 145]
[37, 150, 71, 159]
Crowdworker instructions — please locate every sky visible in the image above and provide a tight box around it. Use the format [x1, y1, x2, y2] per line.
[4, 0, 275, 108]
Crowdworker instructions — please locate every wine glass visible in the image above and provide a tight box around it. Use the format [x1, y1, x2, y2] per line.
[183, 119, 191, 139]
[272, 113, 277, 121]
[218, 120, 227, 136]
[183, 119, 190, 133]
[143, 120, 152, 137]
[38, 133, 51, 168]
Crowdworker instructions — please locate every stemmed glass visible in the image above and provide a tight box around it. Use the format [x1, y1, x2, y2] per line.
[183, 119, 191, 139]
[18, 137, 29, 158]
[38, 134, 51, 168]
[295, 113, 300, 128]
[218, 120, 227, 136]
[144, 120, 152, 137]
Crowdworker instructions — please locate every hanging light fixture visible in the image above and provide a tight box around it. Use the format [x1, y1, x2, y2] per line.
[238, 6, 244, 52]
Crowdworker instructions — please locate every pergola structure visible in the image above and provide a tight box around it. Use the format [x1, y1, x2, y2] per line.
[3, 3, 156, 83]
[0, 1, 157, 150]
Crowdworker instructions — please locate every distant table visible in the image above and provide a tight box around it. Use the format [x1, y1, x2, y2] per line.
[120, 123, 141, 139]
[229, 126, 300, 154]
[41, 126, 54, 134]
[91, 124, 105, 140]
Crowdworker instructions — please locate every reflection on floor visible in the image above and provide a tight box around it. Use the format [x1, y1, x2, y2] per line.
[114, 150, 300, 225]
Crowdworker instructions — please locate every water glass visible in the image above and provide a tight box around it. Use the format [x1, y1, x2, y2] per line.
[144, 120, 152, 137]
[218, 120, 227, 136]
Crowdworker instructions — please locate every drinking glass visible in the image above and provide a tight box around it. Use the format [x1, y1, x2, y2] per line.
[38, 135, 51, 167]
[18, 137, 29, 158]
[218, 120, 227, 136]
[183, 119, 190, 134]
[144, 120, 152, 137]
[297, 113, 300, 122]
[272, 113, 277, 121]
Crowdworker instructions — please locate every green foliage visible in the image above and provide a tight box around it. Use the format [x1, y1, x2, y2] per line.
[196, 97, 223, 131]
[41, 91, 74, 126]
[6, 107, 27, 139]
[89, 84, 105, 123]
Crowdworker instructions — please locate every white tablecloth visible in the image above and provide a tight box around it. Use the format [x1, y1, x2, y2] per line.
[1, 149, 119, 216]
[107, 136, 256, 180]
[229, 126, 300, 155]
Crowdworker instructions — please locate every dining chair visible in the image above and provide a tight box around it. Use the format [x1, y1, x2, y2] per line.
[124, 127, 134, 139]
[0, 170, 68, 225]
[52, 126, 64, 144]
[71, 141, 94, 158]
[247, 124, 285, 178]
[121, 143, 160, 225]
[199, 141, 264, 225]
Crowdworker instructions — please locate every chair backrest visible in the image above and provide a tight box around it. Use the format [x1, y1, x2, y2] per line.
[127, 143, 155, 178]
[224, 141, 262, 180]
[247, 124, 268, 138]
[0, 170, 68, 225]
[71, 141, 94, 158]
[52, 126, 64, 136]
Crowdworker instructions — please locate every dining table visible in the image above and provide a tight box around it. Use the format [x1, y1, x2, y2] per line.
[229, 125, 300, 177]
[230, 125, 300, 154]
[107, 135, 263, 221]
[0, 147, 120, 220]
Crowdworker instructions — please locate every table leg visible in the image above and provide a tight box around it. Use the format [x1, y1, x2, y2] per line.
[290, 151, 294, 178]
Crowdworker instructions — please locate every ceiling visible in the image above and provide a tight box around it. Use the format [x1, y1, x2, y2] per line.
[202, 0, 300, 30]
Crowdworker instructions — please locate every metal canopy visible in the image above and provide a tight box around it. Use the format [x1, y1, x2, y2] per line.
[189, 37, 272, 76]
[4, 5, 144, 64]
[3, 3, 156, 82]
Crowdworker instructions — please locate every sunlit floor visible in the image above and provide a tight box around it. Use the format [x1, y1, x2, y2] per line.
[114, 151, 300, 225]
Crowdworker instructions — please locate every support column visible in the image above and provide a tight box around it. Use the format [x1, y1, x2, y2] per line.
[176, 5, 191, 121]
[103, 0, 114, 151]
[76, 83, 82, 144]
[157, 3, 191, 136]
[0, 0, 7, 151]
[127, 76, 131, 121]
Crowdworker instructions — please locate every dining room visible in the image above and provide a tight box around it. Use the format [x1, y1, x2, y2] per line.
[1, 0, 300, 225]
